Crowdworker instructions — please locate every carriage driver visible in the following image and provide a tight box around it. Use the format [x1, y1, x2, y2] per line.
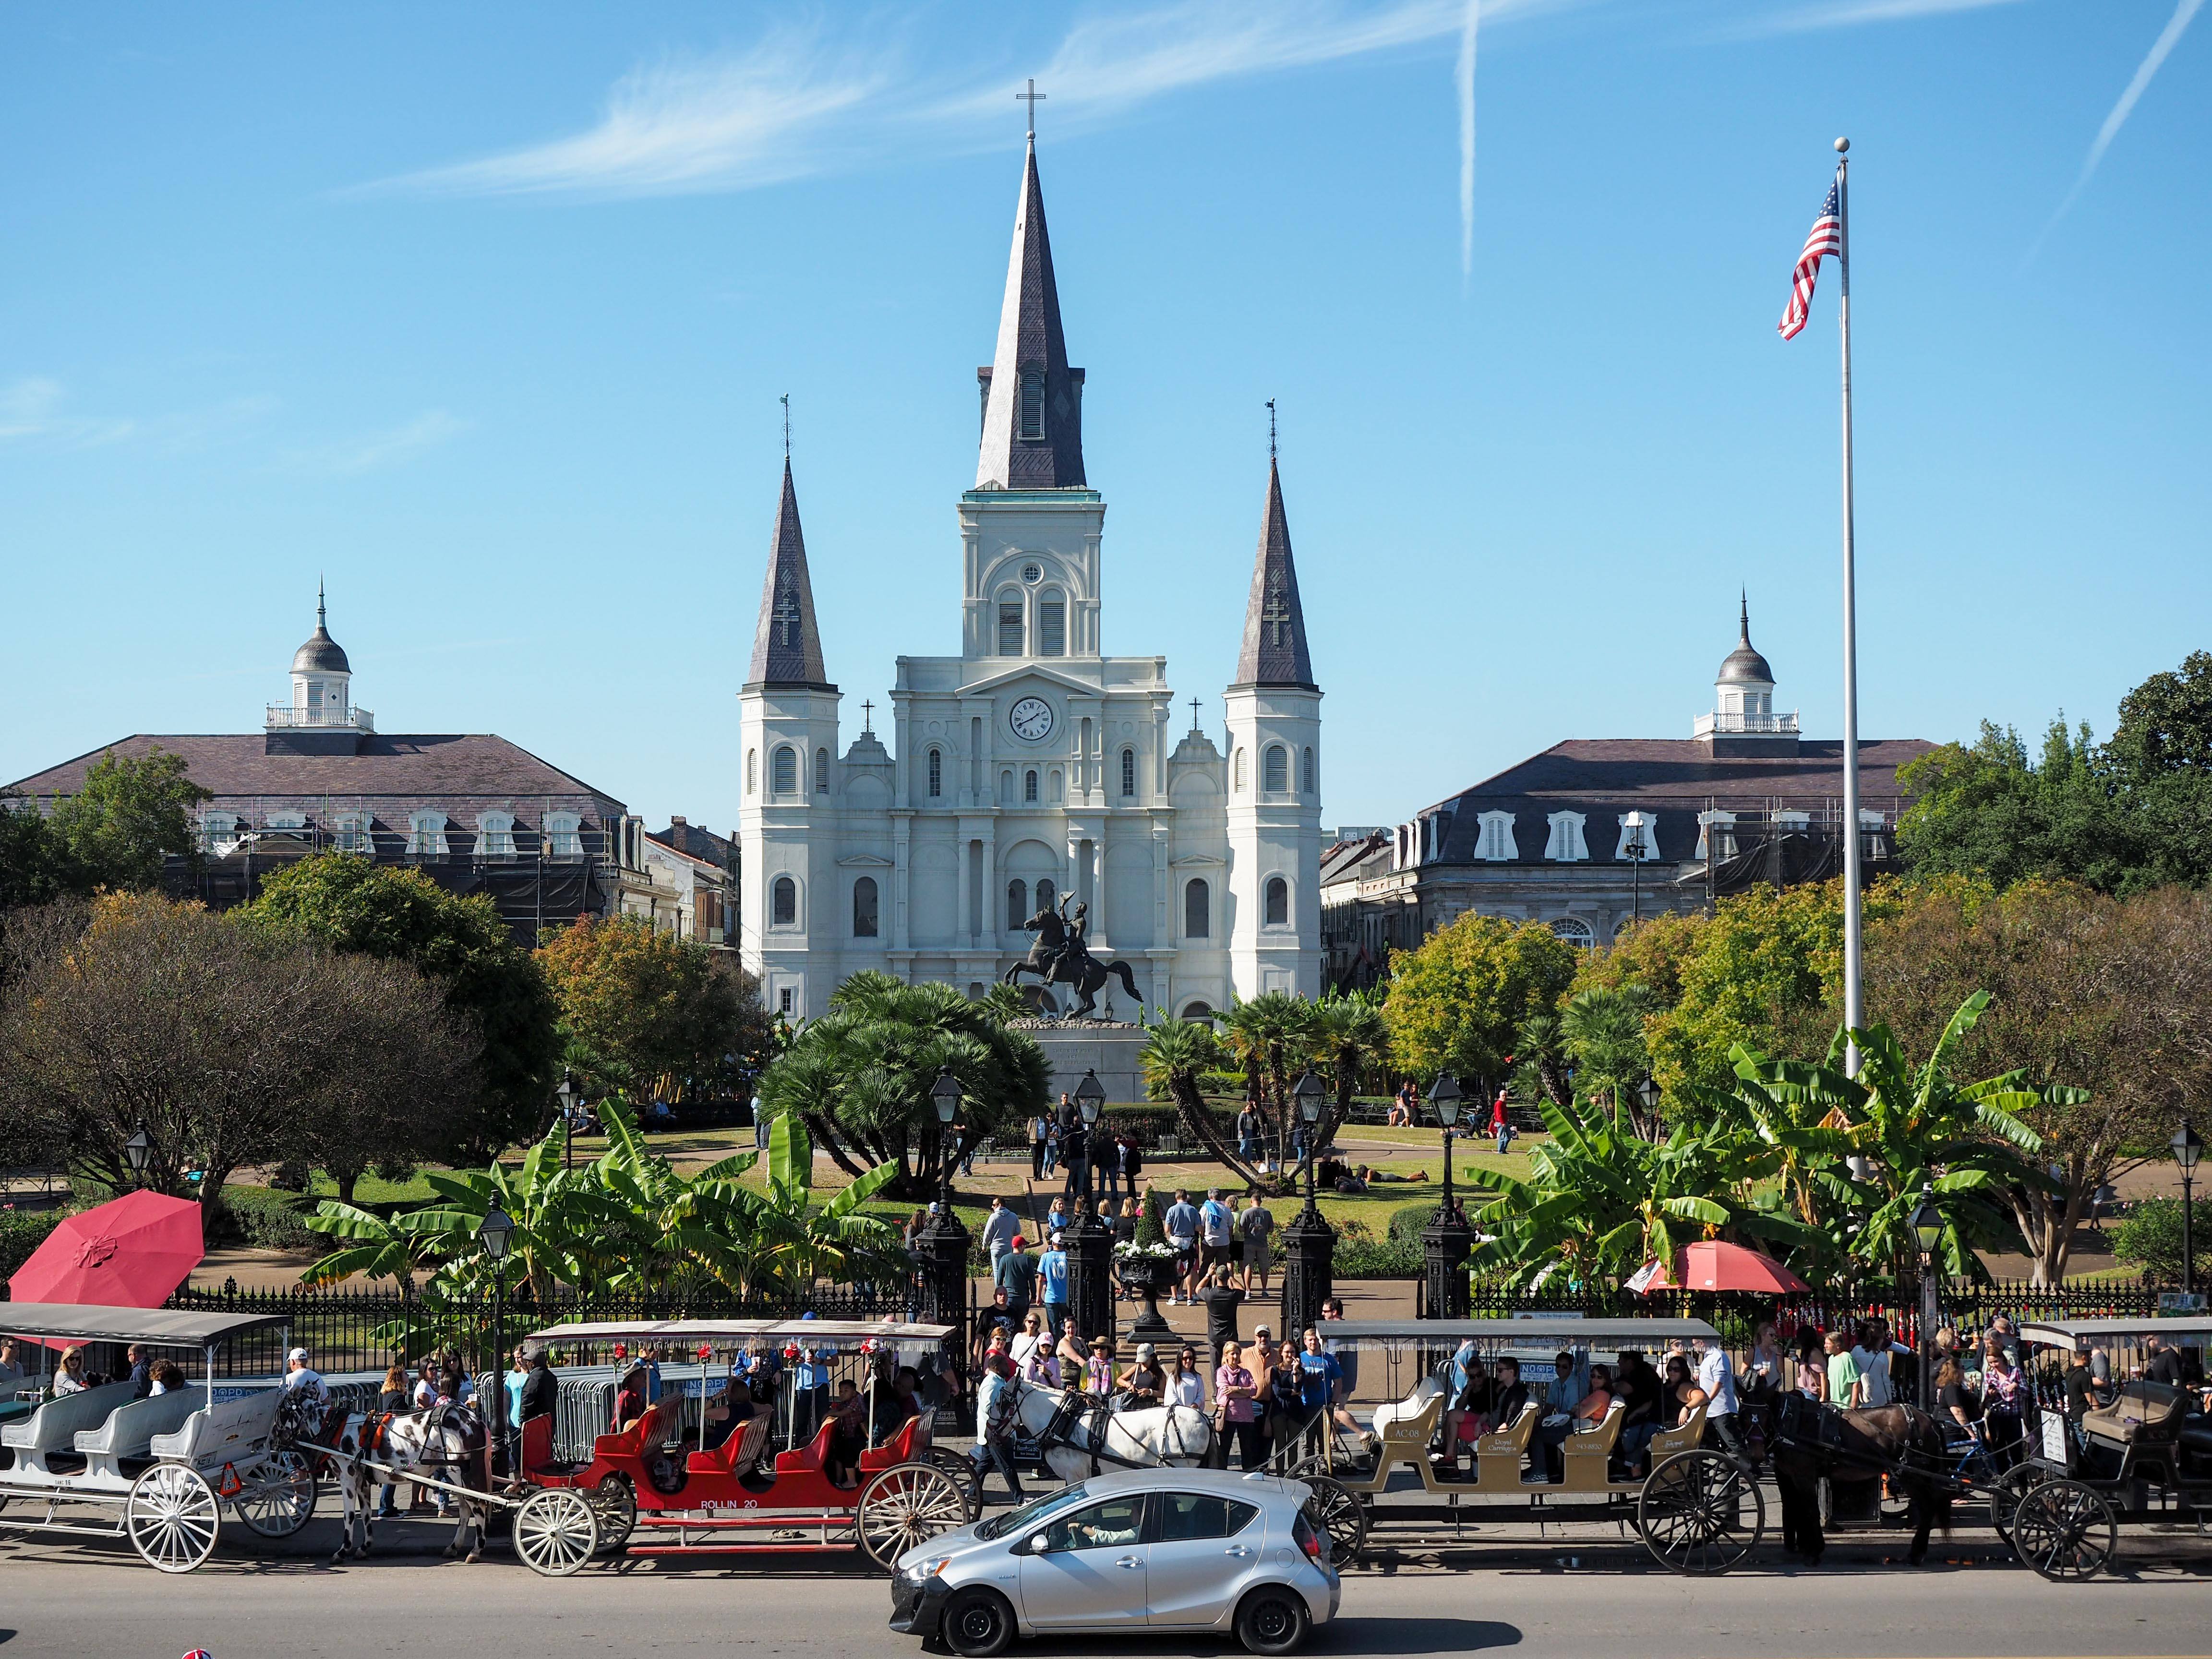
[283, 1346, 330, 1413]
[1691, 1334, 1744, 1459]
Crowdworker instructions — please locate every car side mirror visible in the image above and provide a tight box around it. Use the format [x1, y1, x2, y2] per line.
[1027, 1533, 1051, 1555]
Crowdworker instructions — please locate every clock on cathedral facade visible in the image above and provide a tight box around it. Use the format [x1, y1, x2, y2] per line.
[736, 133, 1324, 1022]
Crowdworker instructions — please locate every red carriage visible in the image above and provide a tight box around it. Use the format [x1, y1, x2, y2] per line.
[517, 1318, 973, 1568]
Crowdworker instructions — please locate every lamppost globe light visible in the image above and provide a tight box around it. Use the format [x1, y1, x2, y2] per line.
[477, 1204, 515, 1262]
[1909, 1182, 1944, 1258]
[122, 1125, 152, 1178]
[1427, 1071, 1462, 1130]
[556, 1070, 577, 1109]
[1075, 1068, 1106, 1126]
[1635, 1076, 1661, 1115]
[930, 1065, 962, 1126]
[1292, 1068, 1326, 1126]
[2173, 1120, 2203, 1174]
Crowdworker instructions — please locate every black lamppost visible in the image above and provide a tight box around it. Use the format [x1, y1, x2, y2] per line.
[1634, 1075, 1661, 1137]
[914, 1068, 974, 1332]
[1066, 1069, 1116, 1346]
[1280, 1068, 1335, 1337]
[477, 1204, 515, 1476]
[555, 1070, 578, 1172]
[1627, 822, 1647, 928]
[2174, 1120, 2203, 1299]
[1909, 1183, 1945, 1410]
[123, 1124, 152, 1192]
[1420, 1072, 1472, 1320]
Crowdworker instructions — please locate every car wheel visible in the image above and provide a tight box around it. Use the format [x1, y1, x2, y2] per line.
[1235, 1587, 1312, 1656]
[942, 1587, 1015, 1659]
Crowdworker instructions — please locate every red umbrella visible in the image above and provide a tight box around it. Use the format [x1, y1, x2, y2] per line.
[8, 1190, 205, 1311]
[1630, 1239, 1809, 1295]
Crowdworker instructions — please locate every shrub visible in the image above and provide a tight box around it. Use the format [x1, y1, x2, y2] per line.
[2112, 1197, 2211, 1286]
[0, 1210, 68, 1282]
[1334, 1232, 1421, 1277]
[216, 1185, 319, 1253]
[1386, 1202, 1438, 1244]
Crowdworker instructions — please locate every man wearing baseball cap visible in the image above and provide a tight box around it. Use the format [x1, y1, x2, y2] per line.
[993, 1232, 1037, 1326]
[282, 1345, 330, 1421]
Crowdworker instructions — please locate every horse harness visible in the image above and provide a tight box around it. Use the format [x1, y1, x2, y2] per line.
[1025, 1384, 1203, 1479]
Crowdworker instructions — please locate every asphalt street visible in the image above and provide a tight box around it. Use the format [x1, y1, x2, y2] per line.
[2, 1520, 2209, 1659]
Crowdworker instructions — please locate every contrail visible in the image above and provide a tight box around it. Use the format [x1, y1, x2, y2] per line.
[2029, 0, 2204, 259]
[1458, 0, 1479, 282]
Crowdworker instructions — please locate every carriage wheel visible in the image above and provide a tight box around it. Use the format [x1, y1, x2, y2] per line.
[856, 1462, 972, 1571]
[512, 1488, 599, 1577]
[589, 1473, 637, 1555]
[1299, 1475, 1367, 1568]
[1637, 1450, 1765, 1576]
[1985, 1465, 2040, 1544]
[927, 1448, 984, 1515]
[232, 1449, 318, 1538]
[126, 1464, 221, 1574]
[2009, 1478, 2117, 1582]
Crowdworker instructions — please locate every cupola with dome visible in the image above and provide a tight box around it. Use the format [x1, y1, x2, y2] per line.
[266, 582, 374, 754]
[1695, 594, 1798, 757]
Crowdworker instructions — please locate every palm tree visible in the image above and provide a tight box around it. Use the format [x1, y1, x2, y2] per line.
[1308, 991, 1391, 1144]
[1510, 1010, 1572, 1108]
[1220, 992, 1318, 1168]
[1139, 1015, 1278, 1192]
[1558, 985, 1660, 1138]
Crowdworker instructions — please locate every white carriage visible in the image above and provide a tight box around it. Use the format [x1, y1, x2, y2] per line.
[0, 1303, 318, 1572]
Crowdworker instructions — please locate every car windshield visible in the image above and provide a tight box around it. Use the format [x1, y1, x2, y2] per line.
[976, 1482, 1090, 1541]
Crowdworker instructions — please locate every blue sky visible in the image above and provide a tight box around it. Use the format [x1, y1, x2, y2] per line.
[3, 1, 2206, 834]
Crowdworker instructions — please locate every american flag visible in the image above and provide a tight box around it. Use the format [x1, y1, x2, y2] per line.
[1778, 176, 1843, 340]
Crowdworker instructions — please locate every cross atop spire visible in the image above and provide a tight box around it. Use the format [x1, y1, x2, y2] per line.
[1017, 78, 1046, 136]
[745, 458, 834, 691]
[1266, 399, 1277, 462]
[1234, 457, 1316, 690]
[974, 132, 1086, 490]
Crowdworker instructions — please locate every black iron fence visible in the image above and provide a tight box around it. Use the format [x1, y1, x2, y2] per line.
[165, 1281, 923, 1377]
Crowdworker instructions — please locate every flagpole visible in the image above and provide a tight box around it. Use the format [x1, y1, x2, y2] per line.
[1834, 134, 1864, 1075]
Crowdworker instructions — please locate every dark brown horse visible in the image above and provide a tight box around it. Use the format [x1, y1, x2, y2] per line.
[1771, 1393, 1954, 1566]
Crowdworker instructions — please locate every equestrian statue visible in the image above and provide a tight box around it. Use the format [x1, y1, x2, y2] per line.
[1004, 892, 1143, 1022]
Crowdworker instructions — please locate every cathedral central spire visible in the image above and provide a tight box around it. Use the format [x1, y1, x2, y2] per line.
[1235, 459, 1316, 690]
[745, 458, 833, 690]
[975, 134, 1086, 490]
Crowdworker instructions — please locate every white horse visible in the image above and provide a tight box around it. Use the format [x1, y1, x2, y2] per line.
[990, 1379, 1214, 1482]
[325, 1404, 492, 1563]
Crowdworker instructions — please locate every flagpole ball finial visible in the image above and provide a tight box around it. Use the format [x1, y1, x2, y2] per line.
[1834, 136, 1850, 154]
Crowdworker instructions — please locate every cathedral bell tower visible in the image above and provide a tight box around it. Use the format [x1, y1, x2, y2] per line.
[737, 458, 841, 1019]
[1224, 457, 1322, 998]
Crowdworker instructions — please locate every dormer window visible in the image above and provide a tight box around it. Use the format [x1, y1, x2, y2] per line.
[1476, 810, 1518, 861]
[1019, 372, 1045, 440]
[1695, 810, 1737, 862]
[477, 811, 517, 859]
[1614, 811, 1660, 862]
[545, 812, 582, 857]
[1543, 811, 1589, 863]
[408, 811, 449, 857]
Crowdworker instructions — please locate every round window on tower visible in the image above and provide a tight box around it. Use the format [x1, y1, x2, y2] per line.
[1022, 563, 1043, 584]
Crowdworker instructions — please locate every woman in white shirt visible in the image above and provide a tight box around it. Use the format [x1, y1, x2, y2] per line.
[53, 1346, 90, 1396]
[1167, 1346, 1208, 1408]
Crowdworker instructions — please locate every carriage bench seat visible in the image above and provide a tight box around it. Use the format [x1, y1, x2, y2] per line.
[687, 1413, 774, 1480]
[856, 1412, 928, 1474]
[592, 1402, 676, 1464]
[1645, 1401, 1708, 1464]
[2178, 1419, 2212, 1458]
[150, 1389, 281, 1466]
[1473, 1402, 1539, 1487]
[76, 1390, 202, 1462]
[2082, 1382, 2187, 1448]
[517, 1412, 594, 1482]
[0, 1382, 135, 1455]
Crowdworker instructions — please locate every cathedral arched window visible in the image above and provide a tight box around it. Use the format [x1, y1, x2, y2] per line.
[746, 750, 757, 795]
[1301, 747, 1315, 794]
[1040, 594, 1066, 656]
[771, 746, 797, 795]
[1024, 769, 1039, 803]
[1007, 879, 1028, 930]
[927, 748, 943, 798]
[1263, 745, 1288, 793]
[1233, 749, 1247, 792]
[1000, 769, 1014, 803]
[1548, 916, 1595, 950]
[815, 748, 829, 793]
[1049, 769, 1064, 803]
[1184, 878, 1210, 939]
[1120, 747, 1135, 798]
[852, 877, 879, 938]
[1035, 878, 1056, 915]
[771, 876, 797, 927]
[1019, 371, 1045, 440]
[1180, 1000, 1214, 1021]
[998, 599, 1024, 656]
[1264, 876, 1289, 926]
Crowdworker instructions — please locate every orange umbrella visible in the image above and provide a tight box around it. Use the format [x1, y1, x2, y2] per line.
[9, 1190, 205, 1312]
[1630, 1239, 1809, 1294]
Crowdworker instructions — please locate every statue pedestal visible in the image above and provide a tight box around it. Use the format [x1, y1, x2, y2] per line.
[1008, 1020, 1147, 1105]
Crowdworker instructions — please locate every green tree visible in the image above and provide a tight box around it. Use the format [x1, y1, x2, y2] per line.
[1896, 720, 2134, 892]
[1558, 985, 1660, 1138]
[2112, 1198, 2212, 1289]
[245, 853, 560, 1159]
[46, 747, 211, 891]
[537, 911, 767, 1104]
[1382, 912, 1577, 1087]
[1139, 1015, 1283, 1191]
[757, 972, 1047, 1202]
[0, 798, 85, 908]
[1220, 992, 1320, 1167]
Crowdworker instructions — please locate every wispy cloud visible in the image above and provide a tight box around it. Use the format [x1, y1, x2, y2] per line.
[2029, 0, 2205, 256]
[0, 377, 137, 447]
[1734, 0, 2024, 36]
[296, 410, 468, 475]
[1457, 0, 1479, 284]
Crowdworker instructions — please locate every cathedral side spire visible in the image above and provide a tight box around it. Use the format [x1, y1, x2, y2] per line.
[1234, 459, 1316, 690]
[746, 458, 834, 690]
[974, 133, 1085, 490]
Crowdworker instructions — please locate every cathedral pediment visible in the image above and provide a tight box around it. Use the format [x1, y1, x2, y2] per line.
[1168, 852, 1226, 868]
[836, 852, 895, 867]
[955, 662, 1099, 698]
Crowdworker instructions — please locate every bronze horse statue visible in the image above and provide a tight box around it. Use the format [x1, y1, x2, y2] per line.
[1004, 904, 1143, 1022]
[1771, 1392, 1954, 1566]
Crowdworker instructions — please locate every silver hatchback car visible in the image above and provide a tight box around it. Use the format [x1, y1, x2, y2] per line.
[890, 1468, 1339, 1657]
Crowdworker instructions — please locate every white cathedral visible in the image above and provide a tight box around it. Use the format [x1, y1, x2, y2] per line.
[737, 134, 1323, 1022]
